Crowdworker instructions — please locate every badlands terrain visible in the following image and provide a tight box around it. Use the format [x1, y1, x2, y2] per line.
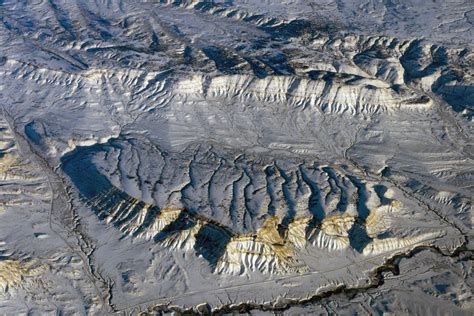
[0, 0, 473, 314]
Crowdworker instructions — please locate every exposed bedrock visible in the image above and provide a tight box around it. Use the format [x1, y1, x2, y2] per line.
[0, 0, 472, 313]
[58, 136, 463, 278]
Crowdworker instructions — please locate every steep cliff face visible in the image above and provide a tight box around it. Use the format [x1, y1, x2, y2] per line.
[0, 0, 472, 314]
[175, 74, 432, 114]
[60, 141, 461, 278]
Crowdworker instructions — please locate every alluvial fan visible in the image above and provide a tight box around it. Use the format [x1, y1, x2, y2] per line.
[0, 0, 472, 314]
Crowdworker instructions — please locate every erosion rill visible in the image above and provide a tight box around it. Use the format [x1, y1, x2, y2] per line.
[0, 0, 472, 314]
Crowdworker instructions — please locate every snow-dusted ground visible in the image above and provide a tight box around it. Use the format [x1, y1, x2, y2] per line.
[0, 0, 472, 314]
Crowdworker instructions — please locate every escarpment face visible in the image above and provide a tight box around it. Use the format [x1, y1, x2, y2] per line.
[59, 138, 460, 279]
[0, 0, 472, 313]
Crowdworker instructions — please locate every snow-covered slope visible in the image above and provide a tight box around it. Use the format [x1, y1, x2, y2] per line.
[0, 0, 472, 314]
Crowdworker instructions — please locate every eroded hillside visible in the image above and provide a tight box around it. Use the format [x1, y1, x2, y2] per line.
[0, 0, 472, 314]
